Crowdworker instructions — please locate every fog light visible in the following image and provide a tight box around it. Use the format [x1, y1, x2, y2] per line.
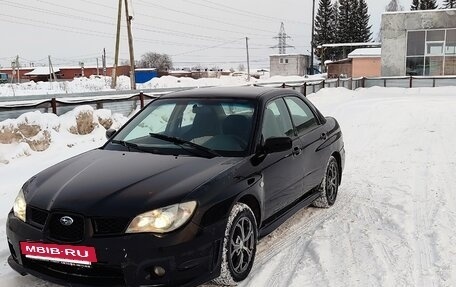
[153, 266, 166, 277]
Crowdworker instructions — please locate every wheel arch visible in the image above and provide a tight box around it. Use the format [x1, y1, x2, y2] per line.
[237, 194, 262, 228]
[331, 151, 342, 185]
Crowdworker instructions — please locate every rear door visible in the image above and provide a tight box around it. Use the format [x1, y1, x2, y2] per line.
[284, 96, 330, 193]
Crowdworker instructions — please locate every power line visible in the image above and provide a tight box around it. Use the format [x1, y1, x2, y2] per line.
[3, 1, 238, 43]
[172, 39, 244, 57]
[79, 0, 273, 38]
[135, 0, 277, 34]
[185, 0, 310, 26]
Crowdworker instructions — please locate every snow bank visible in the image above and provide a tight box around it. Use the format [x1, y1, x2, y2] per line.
[0, 106, 128, 164]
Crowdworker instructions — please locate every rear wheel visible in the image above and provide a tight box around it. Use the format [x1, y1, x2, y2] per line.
[313, 156, 339, 208]
[213, 202, 257, 285]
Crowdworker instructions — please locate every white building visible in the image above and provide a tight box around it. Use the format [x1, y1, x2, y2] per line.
[269, 54, 310, 77]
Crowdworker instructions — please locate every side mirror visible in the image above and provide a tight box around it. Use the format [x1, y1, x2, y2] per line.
[263, 137, 292, 154]
[105, 129, 117, 139]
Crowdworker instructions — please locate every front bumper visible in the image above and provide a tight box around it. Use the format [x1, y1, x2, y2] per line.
[6, 211, 225, 287]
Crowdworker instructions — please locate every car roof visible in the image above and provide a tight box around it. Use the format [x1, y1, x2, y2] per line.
[160, 86, 299, 101]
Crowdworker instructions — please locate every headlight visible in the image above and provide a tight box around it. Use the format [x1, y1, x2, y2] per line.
[13, 189, 27, 222]
[126, 201, 197, 234]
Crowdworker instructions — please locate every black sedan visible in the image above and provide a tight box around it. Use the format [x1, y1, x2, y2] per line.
[6, 87, 345, 287]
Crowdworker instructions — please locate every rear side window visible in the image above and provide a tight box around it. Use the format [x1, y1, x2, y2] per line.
[284, 97, 318, 134]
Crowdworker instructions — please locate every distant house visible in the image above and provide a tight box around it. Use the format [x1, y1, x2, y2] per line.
[326, 59, 352, 78]
[24, 67, 61, 82]
[348, 48, 381, 77]
[381, 9, 456, 76]
[269, 54, 310, 77]
[326, 48, 381, 78]
[0, 65, 131, 82]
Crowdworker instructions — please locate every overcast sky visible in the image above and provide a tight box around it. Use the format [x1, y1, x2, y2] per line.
[0, 0, 445, 69]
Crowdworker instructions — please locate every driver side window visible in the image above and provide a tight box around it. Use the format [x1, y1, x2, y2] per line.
[262, 99, 294, 141]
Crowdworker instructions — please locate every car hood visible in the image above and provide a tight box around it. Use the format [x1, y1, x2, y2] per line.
[25, 149, 242, 217]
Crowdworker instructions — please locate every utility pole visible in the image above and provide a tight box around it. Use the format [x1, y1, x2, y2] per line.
[102, 48, 107, 77]
[16, 55, 20, 83]
[310, 0, 316, 75]
[48, 55, 56, 82]
[96, 58, 100, 76]
[124, 0, 136, 90]
[112, 0, 122, 89]
[246, 37, 251, 81]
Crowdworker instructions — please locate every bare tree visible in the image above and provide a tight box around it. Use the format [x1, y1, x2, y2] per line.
[137, 52, 173, 71]
[386, 0, 404, 11]
[377, 0, 404, 42]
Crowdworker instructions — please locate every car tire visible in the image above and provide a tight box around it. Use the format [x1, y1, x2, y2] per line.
[213, 202, 258, 286]
[313, 156, 339, 208]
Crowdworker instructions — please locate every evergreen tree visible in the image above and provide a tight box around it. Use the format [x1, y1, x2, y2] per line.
[328, 1, 341, 60]
[420, 0, 438, 9]
[337, 0, 352, 44]
[314, 0, 336, 60]
[355, 0, 372, 43]
[443, 0, 456, 8]
[411, 0, 420, 10]
[335, 0, 372, 58]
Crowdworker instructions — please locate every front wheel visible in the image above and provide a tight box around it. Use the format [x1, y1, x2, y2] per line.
[313, 156, 339, 208]
[213, 202, 258, 285]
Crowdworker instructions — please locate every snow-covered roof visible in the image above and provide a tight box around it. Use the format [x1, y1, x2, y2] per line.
[348, 48, 382, 58]
[24, 67, 60, 76]
[318, 42, 381, 48]
[383, 8, 456, 15]
[135, 68, 157, 71]
[269, 54, 309, 57]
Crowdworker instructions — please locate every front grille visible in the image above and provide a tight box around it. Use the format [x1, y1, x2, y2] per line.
[92, 218, 131, 235]
[48, 213, 85, 242]
[23, 258, 125, 286]
[28, 206, 49, 228]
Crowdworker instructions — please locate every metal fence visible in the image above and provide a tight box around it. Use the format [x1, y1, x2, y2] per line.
[1, 76, 456, 121]
[0, 87, 196, 121]
[255, 75, 456, 96]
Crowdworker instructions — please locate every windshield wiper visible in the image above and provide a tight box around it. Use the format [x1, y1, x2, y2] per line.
[149, 133, 220, 158]
[111, 140, 153, 153]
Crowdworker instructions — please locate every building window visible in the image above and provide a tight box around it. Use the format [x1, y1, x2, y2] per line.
[406, 29, 456, 76]
[279, 58, 288, 64]
[446, 29, 456, 55]
[285, 59, 289, 64]
[280, 58, 283, 64]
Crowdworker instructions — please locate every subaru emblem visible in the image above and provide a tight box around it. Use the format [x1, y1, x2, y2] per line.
[60, 216, 74, 226]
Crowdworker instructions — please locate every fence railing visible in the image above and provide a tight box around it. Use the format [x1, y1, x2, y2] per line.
[1, 75, 456, 121]
[255, 75, 456, 96]
[0, 87, 195, 121]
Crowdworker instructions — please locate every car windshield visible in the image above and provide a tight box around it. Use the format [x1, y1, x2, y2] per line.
[107, 98, 257, 157]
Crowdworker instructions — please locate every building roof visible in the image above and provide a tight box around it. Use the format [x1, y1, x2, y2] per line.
[348, 48, 382, 58]
[326, 58, 352, 65]
[269, 54, 309, 57]
[24, 67, 60, 76]
[318, 42, 381, 49]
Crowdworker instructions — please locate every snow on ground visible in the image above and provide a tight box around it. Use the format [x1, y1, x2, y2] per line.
[0, 74, 325, 97]
[1, 86, 455, 286]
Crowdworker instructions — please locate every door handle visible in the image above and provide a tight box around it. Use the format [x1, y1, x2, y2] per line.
[292, 147, 301, 156]
[320, 133, 327, 140]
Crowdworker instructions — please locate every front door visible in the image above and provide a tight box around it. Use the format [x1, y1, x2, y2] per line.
[259, 98, 305, 220]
